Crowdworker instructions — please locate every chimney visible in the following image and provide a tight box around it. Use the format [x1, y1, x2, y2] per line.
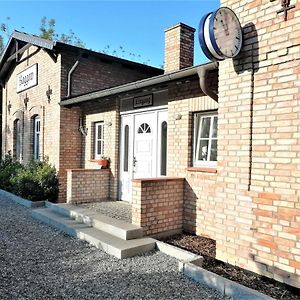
[164, 23, 196, 73]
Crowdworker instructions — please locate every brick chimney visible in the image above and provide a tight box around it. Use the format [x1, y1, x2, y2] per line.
[164, 23, 196, 73]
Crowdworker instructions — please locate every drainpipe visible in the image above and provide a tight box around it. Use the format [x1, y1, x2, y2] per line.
[197, 62, 218, 102]
[67, 60, 79, 98]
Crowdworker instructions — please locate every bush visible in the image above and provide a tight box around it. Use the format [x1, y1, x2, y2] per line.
[0, 155, 59, 202]
[11, 159, 59, 202]
[0, 154, 23, 192]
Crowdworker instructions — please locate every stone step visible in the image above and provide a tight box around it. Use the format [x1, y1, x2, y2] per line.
[45, 201, 143, 240]
[32, 208, 156, 259]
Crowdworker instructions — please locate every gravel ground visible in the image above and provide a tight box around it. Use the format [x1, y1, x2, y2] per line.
[79, 201, 132, 223]
[0, 197, 226, 300]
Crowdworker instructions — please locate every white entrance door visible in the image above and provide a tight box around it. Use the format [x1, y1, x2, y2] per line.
[119, 115, 133, 201]
[133, 113, 157, 179]
[119, 109, 167, 202]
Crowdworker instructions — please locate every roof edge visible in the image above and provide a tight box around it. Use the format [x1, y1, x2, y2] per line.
[60, 62, 217, 106]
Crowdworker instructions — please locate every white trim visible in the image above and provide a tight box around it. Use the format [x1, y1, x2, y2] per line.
[119, 108, 168, 201]
[120, 105, 167, 116]
[94, 122, 104, 159]
[193, 112, 218, 168]
[157, 110, 168, 176]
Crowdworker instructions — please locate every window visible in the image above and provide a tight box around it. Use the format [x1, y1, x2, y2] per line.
[160, 121, 167, 176]
[33, 116, 40, 160]
[94, 122, 104, 159]
[138, 123, 151, 134]
[193, 112, 217, 167]
[123, 125, 129, 172]
[13, 119, 21, 161]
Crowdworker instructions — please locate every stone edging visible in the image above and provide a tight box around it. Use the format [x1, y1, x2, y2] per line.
[156, 240, 275, 300]
[0, 189, 45, 208]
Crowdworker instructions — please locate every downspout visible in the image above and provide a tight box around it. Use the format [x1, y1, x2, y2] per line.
[197, 62, 218, 102]
[67, 60, 79, 98]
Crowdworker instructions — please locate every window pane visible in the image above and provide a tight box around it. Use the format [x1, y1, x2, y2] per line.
[197, 139, 209, 161]
[97, 124, 102, 139]
[36, 133, 40, 159]
[33, 117, 40, 160]
[210, 139, 217, 161]
[124, 125, 129, 172]
[138, 123, 151, 134]
[212, 116, 218, 138]
[200, 117, 211, 138]
[97, 141, 102, 155]
[161, 121, 167, 176]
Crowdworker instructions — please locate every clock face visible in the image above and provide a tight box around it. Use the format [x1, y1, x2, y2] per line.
[211, 7, 243, 58]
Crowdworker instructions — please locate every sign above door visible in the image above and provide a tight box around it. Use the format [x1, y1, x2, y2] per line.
[17, 63, 38, 93]
[133, 94, 153, 109]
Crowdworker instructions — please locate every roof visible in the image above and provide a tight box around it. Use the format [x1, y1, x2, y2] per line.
[60, 62, 218, 106]
[0, 31, 162, 84]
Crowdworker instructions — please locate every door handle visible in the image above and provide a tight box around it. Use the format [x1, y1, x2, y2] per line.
[133, 156, 137, 167]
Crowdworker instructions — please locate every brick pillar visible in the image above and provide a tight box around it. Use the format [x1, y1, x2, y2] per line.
[164, 23, 195, 73]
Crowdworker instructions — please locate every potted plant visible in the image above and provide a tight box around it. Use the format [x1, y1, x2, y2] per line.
[97, 156, 110, 169]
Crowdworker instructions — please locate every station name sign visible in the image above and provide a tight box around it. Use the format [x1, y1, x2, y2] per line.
[133, 94, 153, 109]
[17, 64, 38, 93]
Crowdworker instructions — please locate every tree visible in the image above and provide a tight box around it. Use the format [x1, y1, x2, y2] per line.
[0, 16, 85, 55]
[39, 17, 85, 48]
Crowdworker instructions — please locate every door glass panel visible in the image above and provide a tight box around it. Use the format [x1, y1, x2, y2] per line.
[138, 123, 151, 134]
[124, 125, 129, 172]
[161, 121, 167, 176]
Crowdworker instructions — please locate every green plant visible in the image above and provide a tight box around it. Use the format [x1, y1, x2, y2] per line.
[0, 153, 23, 192]
[10, 158, 59, 202]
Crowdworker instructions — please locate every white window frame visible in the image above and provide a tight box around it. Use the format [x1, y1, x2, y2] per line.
[193, 112, 218, 168]
[33, 116, 40, 160]
[94, 122, 104, 159]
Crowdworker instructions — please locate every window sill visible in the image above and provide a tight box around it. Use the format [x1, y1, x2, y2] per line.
[186, 167, 217, 173]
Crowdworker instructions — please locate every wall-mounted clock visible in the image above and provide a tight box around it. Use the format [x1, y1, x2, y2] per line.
[199, 7, 243, 61]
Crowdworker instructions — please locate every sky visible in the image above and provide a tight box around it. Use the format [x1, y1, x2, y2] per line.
[0, 0, 220, 68]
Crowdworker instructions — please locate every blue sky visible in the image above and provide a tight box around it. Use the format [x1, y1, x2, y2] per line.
[0, 0, 220, 68]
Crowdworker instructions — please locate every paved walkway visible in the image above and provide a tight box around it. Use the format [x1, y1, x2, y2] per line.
[0, 197, 225, 300]
[79, 201, 132, 223]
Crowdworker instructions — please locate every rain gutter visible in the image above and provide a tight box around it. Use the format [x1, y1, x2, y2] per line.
[60, 62, 218, 106]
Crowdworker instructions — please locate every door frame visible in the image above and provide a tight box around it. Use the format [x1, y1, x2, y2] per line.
[119, 105, 168, 202]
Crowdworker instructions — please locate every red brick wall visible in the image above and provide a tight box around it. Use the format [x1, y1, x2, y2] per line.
[67, 168, 110, 203]
[58, 106, 82, 202]
[132, 178, 184, 236]
[61, 50, 162, 98]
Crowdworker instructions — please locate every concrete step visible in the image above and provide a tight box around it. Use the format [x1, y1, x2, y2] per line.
[45, 201, 143, 240]
[32, 208, 156, 259]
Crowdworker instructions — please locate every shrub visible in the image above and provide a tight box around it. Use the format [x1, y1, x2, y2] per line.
[0, 154, 23, 192]
[11, 159, 59, 202]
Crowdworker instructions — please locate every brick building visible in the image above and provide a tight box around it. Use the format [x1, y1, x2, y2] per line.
[1, 0, 300, 289]
[0, 31, 162, 200]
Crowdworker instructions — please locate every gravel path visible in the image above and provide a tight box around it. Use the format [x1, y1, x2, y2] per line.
[0, 196, 225, 300]
[79, 201, 132, 223]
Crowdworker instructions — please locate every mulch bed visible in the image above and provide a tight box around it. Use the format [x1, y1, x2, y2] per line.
[161, 233, 300, 300]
